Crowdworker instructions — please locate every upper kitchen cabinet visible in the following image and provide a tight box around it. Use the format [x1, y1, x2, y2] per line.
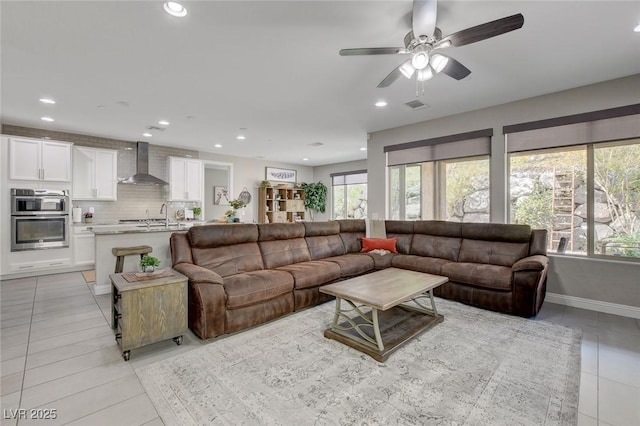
[9, 137, 72, 182]
[72, 146, 118, 200]
[167, 156, 203, 201]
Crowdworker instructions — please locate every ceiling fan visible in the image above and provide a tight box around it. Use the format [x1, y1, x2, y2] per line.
[339, 0, 524, 88]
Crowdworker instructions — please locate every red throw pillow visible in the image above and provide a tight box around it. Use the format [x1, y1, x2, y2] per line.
[360, 237, 398, 253]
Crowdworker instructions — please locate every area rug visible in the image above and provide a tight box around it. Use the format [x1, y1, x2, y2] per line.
[136, 299, 581, 425]
[81, 270, 95, 283]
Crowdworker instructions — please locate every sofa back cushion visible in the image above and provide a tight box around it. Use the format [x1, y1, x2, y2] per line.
[410, 221, 462, 261]
[170, 233, 193, 266]
[258, 223, 312, 268]
[529, 229, 548, 256]
[304, 222, 346, 259]
[187, 224, 265, 277]
[458, 223, 532, 267]
[337, 219, 366, 253]
[188, 223, 259, 248]
[385, 220, 415, 254]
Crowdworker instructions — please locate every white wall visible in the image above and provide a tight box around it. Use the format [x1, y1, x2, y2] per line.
[203, 168, 230, 221]
[367, 74, 640, 308]
[312, 159, 368, 222]
[198, 151, 314, 224]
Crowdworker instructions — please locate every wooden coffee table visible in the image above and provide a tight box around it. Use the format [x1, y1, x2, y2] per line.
[320, 268, 448, 362]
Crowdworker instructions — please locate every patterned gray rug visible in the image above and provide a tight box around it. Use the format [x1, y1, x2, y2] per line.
[136, 298, 581, 425]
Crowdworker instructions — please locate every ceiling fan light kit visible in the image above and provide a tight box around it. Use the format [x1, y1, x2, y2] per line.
[339, 0, 524, 88]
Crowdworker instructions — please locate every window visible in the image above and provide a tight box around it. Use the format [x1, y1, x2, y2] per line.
[331, 171, 367, 219]
[508, 139, 640, 259]
[505, 106, 640, 260]
[388, 157, 490, 222]
[386, 129, 493, 222]
[509, 147, 587, 254]
[593, 141, 640, 258]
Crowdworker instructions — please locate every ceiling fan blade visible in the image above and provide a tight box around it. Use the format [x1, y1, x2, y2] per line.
[339, 47, 408, 56]
[443, 13, 524, 47]
[412, 0, 438, 38]
[377, 60, 410, 88]
[440, 56, 471, 80]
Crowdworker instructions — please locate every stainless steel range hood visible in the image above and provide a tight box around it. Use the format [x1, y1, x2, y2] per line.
[119, 142, 168, 185]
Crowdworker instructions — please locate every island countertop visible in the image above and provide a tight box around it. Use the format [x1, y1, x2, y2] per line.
[92, 223, 205, 295]
[88, 222, 207, 235]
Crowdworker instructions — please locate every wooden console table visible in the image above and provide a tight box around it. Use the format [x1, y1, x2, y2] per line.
[110, 268, 187, 361]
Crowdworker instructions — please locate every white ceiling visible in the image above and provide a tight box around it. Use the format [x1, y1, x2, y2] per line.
[2, 1, 639, 166]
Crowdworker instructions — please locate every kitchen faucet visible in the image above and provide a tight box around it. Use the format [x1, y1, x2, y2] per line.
[145, 208, 150, 229]
[160, 203, 168, 227]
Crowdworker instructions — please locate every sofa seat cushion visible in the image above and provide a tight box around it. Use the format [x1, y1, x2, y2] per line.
[441, 262, 513, 291]
[324, 254, 374, 277]
[277, 261, 341, 290]
[223, 270, 294, 309]
[391, 254, 452, 275]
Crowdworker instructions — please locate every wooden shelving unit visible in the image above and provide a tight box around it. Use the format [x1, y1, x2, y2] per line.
[258, 186, 305, 223]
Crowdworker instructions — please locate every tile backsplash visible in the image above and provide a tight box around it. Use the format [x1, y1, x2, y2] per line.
[3, 124, 201, 222]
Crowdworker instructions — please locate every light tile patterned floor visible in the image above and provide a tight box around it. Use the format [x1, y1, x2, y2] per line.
[1, 271, 639, 425]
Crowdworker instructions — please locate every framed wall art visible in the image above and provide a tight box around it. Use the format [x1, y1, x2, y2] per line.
[213, 186, 230, 205]
[265, 167, 297, 183]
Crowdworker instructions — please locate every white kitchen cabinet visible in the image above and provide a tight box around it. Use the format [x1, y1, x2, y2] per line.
[8, 248, 73, 273]
[167, 156, 203, 201]
[73, 226, 95, 266]
[9, 137, 72, 182]
[72, 146, 118, 200]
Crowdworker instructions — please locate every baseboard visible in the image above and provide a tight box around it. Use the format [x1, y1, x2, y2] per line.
[546, 292, 640, 319]
[94, 284, 111, 296]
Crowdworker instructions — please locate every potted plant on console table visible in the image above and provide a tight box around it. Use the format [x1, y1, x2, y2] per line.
[139, 255, 161, 273]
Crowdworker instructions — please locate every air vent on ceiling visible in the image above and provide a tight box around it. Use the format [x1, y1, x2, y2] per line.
[146, 125, 166, 132]
[309, 142, 324, 147]
[404, 100, 429, 110]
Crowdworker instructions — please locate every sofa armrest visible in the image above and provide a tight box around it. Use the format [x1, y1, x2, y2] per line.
[174, 263, 227, 339]
[173, 263, 224, 285]
[512, 255, 548, 272]
[512, 255, 549, 317]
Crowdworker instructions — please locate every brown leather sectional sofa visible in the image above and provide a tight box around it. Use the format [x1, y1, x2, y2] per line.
[170, 220, 548, 339]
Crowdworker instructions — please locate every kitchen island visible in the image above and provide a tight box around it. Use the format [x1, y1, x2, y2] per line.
[91, 223, 201, 295]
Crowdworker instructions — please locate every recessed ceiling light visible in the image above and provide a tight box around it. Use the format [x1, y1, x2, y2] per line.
[164, 2, 187, 17]
[214, 144, 222, 148]
[142, 132, 152, 137]
[158, 120, 170, 126]
[39, 98, 56, 104]
[635, 23, 640, 32]
[303, 158, 309, 161]
[375, 100, 387, 107]
[41, 116, 54, 122]
[236, 135, 246, 140]
[360, 147, 367, 151]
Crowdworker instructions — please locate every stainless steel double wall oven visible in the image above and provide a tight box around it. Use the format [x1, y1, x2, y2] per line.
[10, 188, 70, 251]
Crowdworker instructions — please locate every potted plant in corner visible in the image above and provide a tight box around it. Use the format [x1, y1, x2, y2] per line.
[139, 254, 161, 273]
[301, 182, 327, 221]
